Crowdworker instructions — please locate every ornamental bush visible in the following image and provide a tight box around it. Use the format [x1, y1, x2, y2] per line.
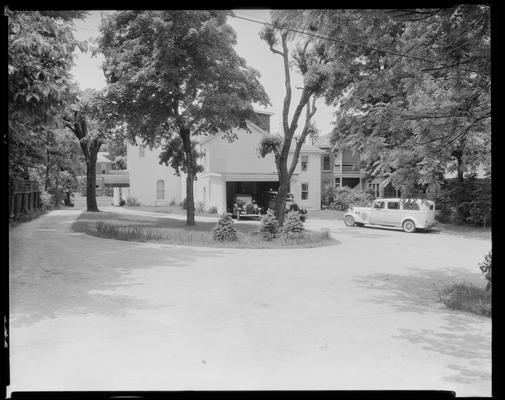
[479, 251, 492, 291]
[436, 177, 491, 226]
[323, 186, 374, 210]
[212, 213, 238, 241]
[281, 211, 304, 239]
[126, 197, 140, 207]
[259, 209, 279, 241]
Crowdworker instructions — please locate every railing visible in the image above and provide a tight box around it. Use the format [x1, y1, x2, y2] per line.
[9, 179, 42, 221]
[334, 164, 360, 173]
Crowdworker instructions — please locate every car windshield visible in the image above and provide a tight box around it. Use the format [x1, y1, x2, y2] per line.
[236, 195, 251, 203]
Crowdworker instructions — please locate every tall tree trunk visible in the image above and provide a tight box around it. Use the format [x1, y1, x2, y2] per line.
[456, 155, 464, 183]
[45, 130, 50, 191]
[181, 128, 195, 226]
[275, 158, 289, 226]
[55, 160, 60, 205]
[86, 146, 100, 212]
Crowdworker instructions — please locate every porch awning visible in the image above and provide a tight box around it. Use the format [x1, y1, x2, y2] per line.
[221, 172, 298, 181]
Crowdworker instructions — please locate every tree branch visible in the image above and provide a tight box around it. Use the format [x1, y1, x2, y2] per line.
[280, 31, 292, 138]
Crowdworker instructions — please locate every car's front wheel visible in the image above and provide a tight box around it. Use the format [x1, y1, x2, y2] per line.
[344, 215, 356, 227]
[402, 219, 416, 233]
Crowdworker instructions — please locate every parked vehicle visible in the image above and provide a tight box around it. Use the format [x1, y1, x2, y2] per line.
[232, 193, 262, 220]
[343, 198, 436, 233]
[262, 190, 307, 222]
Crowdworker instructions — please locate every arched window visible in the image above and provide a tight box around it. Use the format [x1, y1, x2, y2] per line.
[156, 180, 165, 200]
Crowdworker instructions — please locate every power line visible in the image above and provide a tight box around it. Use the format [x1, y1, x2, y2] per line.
[223, 10, 479, 74]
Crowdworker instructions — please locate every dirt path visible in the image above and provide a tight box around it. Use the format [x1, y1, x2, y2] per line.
[8, 207, 491, 395]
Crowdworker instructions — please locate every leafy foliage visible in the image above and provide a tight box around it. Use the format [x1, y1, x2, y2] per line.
[258, 135, 283, 158]
[439, 282, 491, 317]
[7, 9, 87, 184]
[323, 186, 375, 210]
[126, 197, 141, 207]
[479, 251, 492, 291]
[212, 214, 238, 241]
[98, 10, 270, 225]
[113, 156, 127, 170]
[313, 7, 490, 196]
[280, 211, 305, 239]
[436, 177, 491, 226]
[259, 209, 279, 241]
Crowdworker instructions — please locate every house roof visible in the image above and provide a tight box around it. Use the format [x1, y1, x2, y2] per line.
[313, 134, 332, 148]
[97, 152, 113, 164]
[97, 173, 130, 185]
[199, 120, 324, 153]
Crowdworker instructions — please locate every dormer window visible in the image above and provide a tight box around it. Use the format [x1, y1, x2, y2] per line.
[301, 155, 308, 171]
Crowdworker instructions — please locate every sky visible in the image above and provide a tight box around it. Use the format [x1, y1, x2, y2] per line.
[70, 10, 338, 137]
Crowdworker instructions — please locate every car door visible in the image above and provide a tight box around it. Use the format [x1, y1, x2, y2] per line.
[370, 200, 386, 224]
[384, 200, 402, 226]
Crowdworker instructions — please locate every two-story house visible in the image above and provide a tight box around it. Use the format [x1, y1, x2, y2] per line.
[95, 151, 129, 196]
[127, 110, 323, 213]
[314, 134, 404, 201]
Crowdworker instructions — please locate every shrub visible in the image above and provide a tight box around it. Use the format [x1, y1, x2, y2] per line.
[39, 189, 54, 210]
[208, 206, 218, 214]
[281, 211, 305, 239]
[479, 251, 492, 291]
[95, 222, 163, 241]
[438, 283, 491, 317]
[259, 209, 279, 241]
[323, 186, 374, 210]
[196, 201, 205, 213]
[436, 177, 491, 226]
[212, 213, 238, 241]
[169, 198, 177, 206]
[126, 197, 140, 207]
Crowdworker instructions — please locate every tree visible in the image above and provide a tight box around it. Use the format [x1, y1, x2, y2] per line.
[316, 7, 490, 197]
[62, 88, 118, 211]
[258, 10, 353, 225]
[113, 156, 127, 170]
[98, 10, 269, 225]
[7, 9, 87, 183]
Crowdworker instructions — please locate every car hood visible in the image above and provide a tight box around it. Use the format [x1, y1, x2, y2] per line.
[349, 206, 372, 212]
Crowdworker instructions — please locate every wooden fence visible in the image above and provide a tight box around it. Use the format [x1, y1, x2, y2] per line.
[9, 180, 42, 221]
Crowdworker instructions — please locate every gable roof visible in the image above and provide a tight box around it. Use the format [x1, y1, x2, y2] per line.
[313, 134, 332, 148]
[97, 152, 113, 163]
[199, 120, 324, 153]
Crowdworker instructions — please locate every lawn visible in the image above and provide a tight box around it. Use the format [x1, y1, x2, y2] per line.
[71, 211, 336, 249]
[125, 204, 219, 218]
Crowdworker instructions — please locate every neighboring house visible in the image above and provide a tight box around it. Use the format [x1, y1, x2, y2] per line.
[95, 151, 129, 196]
[127, 110, 323, 213]
[314, 135, 377, 199]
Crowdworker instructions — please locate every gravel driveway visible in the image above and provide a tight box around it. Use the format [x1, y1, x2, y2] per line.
[8, 206, 492, 395]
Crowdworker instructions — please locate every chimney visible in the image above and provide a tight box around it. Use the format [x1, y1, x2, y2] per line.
[254, 111, 272, 133]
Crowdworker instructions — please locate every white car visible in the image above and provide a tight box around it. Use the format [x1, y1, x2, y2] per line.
[343, 198, 436, 233]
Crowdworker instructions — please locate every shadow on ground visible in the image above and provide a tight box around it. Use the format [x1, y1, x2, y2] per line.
[10, 215, 227, 327]
[354, 266, 487, 315]
[354, 267, 491, 386]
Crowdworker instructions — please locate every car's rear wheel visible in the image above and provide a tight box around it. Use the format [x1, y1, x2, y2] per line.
[344, 215, 355, 227]
[402, 219, 416, 233]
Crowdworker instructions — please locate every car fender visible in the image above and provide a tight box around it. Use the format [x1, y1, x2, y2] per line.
[401, 215, 421, 228]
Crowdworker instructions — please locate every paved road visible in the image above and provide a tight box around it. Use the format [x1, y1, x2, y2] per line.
[8, 207, 491, 395]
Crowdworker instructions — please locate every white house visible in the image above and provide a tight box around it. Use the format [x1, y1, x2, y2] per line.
[127, 111, 323, 213]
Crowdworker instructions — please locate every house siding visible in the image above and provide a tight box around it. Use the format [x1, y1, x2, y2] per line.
[127, 140, 182, 206]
